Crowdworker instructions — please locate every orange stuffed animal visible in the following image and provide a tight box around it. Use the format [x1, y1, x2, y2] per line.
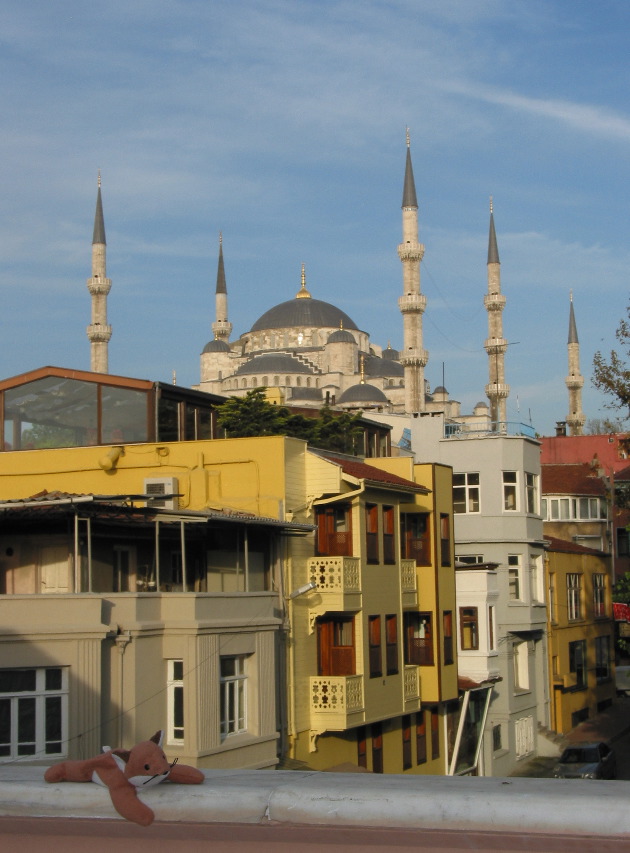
[44, 730, 204, 826]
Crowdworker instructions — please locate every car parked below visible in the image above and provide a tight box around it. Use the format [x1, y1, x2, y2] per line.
[552, 742, 616, 779]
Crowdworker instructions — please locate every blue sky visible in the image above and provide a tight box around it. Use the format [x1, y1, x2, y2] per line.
[1, 0, 629, 436]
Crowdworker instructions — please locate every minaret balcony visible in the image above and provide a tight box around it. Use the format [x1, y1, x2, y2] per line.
[87, 277, 112, 295]
[398, 293, 427, 314]
[87, 323, 112, 343]
[212, 320, 233, 336]
[483, 293, 506, 311]
[484, 337, 507, 354]
[485, 382, 510, 398]
[397, 242, 425, 261]
[400, 349, 429, 367]
[566, 375, 584, 390]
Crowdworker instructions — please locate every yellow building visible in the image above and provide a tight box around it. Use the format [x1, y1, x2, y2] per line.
[286, 453, 459, 773]
[545, 536, 616, 734]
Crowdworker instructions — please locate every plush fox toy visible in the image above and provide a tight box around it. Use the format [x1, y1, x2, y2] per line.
[44, 730, 204, 826]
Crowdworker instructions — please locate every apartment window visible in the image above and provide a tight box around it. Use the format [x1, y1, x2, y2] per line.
[567, 573, 582, 621]
[443, 611, 454, 665]
[167, 660, 184, 743]
[404, 612, 434, 666]
[549, 572, 557, 622]
[220, 656, 247, 738]
[593, 573, 606, 618]
[317, 614, 355, 676]
[617, 527, 630, 557]
[371, 722, 383, 773]
[402, 715, 412, 770]
[503, 471, 518, 511]
[430, 707, 440, 760]
[357, 726, 367, 769]
[459, 607, 479, 650]
[456, 554, 484, 565]
[383, 506, 395, 564]
[488, 605, 496, 651]
[386, 614, 398, 675]
[525, 473, 538, 514]
[400, 513, 431, 565]
[368, 615, 382, 678]
[530, 554, 544, 603]
[550, 498, 571, 520]
[595, 635, 611, 682]
[316, 504, 352, 557]
[513, 641, 529, 692]
[366, 504, 379, 564]
[492, 724, 502, 752]
[0, 668, 67, 760]
[440, 514, 451, 567]
[453, 472, 480, 514]
[508, 555, 521, 601]
[569, 639, 587, 689]
[416, 711, 427, 764]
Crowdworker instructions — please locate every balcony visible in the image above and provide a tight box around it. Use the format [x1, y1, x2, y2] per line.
[310, 675, 365, 738]
[444, 421, 537, 440]
[403, 664, 421, 709]
[307, 556, 361, 619]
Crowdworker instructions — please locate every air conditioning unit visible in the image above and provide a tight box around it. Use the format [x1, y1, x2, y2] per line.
[144, 477, 179, 510]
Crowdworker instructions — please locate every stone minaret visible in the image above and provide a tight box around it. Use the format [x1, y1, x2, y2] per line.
[397, 130, 428, 413]
[484, 198, 509, 425]
[86, 172, 112, 373]
[212, 233, 232, 343]
[566, 292, 586, 436]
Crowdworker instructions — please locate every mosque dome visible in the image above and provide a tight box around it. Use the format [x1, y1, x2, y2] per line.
[337, 383, 389, 405]
[381, 344, 400, 360]
[365, 354, 404, 378]
[202, 339, 231, 354]
[327, 328, 357, 344]
[251, 297, 359, 333]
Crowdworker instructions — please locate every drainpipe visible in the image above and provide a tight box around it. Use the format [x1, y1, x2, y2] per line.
[115, 631, 132, 746]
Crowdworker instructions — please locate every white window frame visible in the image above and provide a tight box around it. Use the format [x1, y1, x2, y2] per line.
[508, 555, 522, 601]
[455, 554, 484, 565]
[525, 473, 538, 515]
[453, 472, 480, 514]
[220, 655, 247, 739]
[530, 553, 544, 603]
[593, 573, 606, 618]
[513, 641, 530, 692]
[167, 659, 184, 743]
[502, 471, 518, 512]
[0, 667, 68, 761]
[567, 573, 582, 621]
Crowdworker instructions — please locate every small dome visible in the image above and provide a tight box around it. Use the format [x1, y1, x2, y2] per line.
[202, 339, 231, 354]
[382, 345, 400, 360]
[338, 383, 389, 405]
[235, 352, 315, 376]
[365, 354, 404, 378]
[474, 400, 489, 409]
[327, 328, 356, 344]
[433, 385, 448, 394]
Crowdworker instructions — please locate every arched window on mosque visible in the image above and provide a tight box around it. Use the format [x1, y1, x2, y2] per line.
[296, 377, 302, 387]
[262, 376, 268, 386]
[274, 375, 279, 385]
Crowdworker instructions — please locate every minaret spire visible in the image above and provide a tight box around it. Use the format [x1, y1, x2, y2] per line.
[86, 172, 112, 373]
[397, 130, 428, 413]
[566, 292, 586, 435]
[484, 198, 509, 425]
[212, 232, 232, 343]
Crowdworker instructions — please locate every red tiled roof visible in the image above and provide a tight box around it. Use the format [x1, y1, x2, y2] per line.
[318, 453, 428, 493]
[541, 463, 606, 496]
[544, 535, 606, 556]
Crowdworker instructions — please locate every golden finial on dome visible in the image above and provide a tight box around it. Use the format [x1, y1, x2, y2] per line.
[360, 354, 365, 384]
[296, 262, 311, 299]
[340, 321, 344, 330]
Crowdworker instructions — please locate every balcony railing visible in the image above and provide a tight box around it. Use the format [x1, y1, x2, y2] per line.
[403, 664, 420, 702]
[444, 421, 537, 440]
[310, 675, 364, 731]
[307, 556, 361, 593]
[400, 559, 417, 593]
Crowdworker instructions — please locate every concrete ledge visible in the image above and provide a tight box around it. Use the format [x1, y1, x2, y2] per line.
[1, 767, 630, 837]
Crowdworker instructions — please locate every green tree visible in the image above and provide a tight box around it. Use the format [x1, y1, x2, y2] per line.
[216, 388, 288, 437]
[312, 405, 364, 454]
[593, 303, 630, 420]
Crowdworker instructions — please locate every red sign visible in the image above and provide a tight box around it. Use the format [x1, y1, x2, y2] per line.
[614, 602, 630, 622]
